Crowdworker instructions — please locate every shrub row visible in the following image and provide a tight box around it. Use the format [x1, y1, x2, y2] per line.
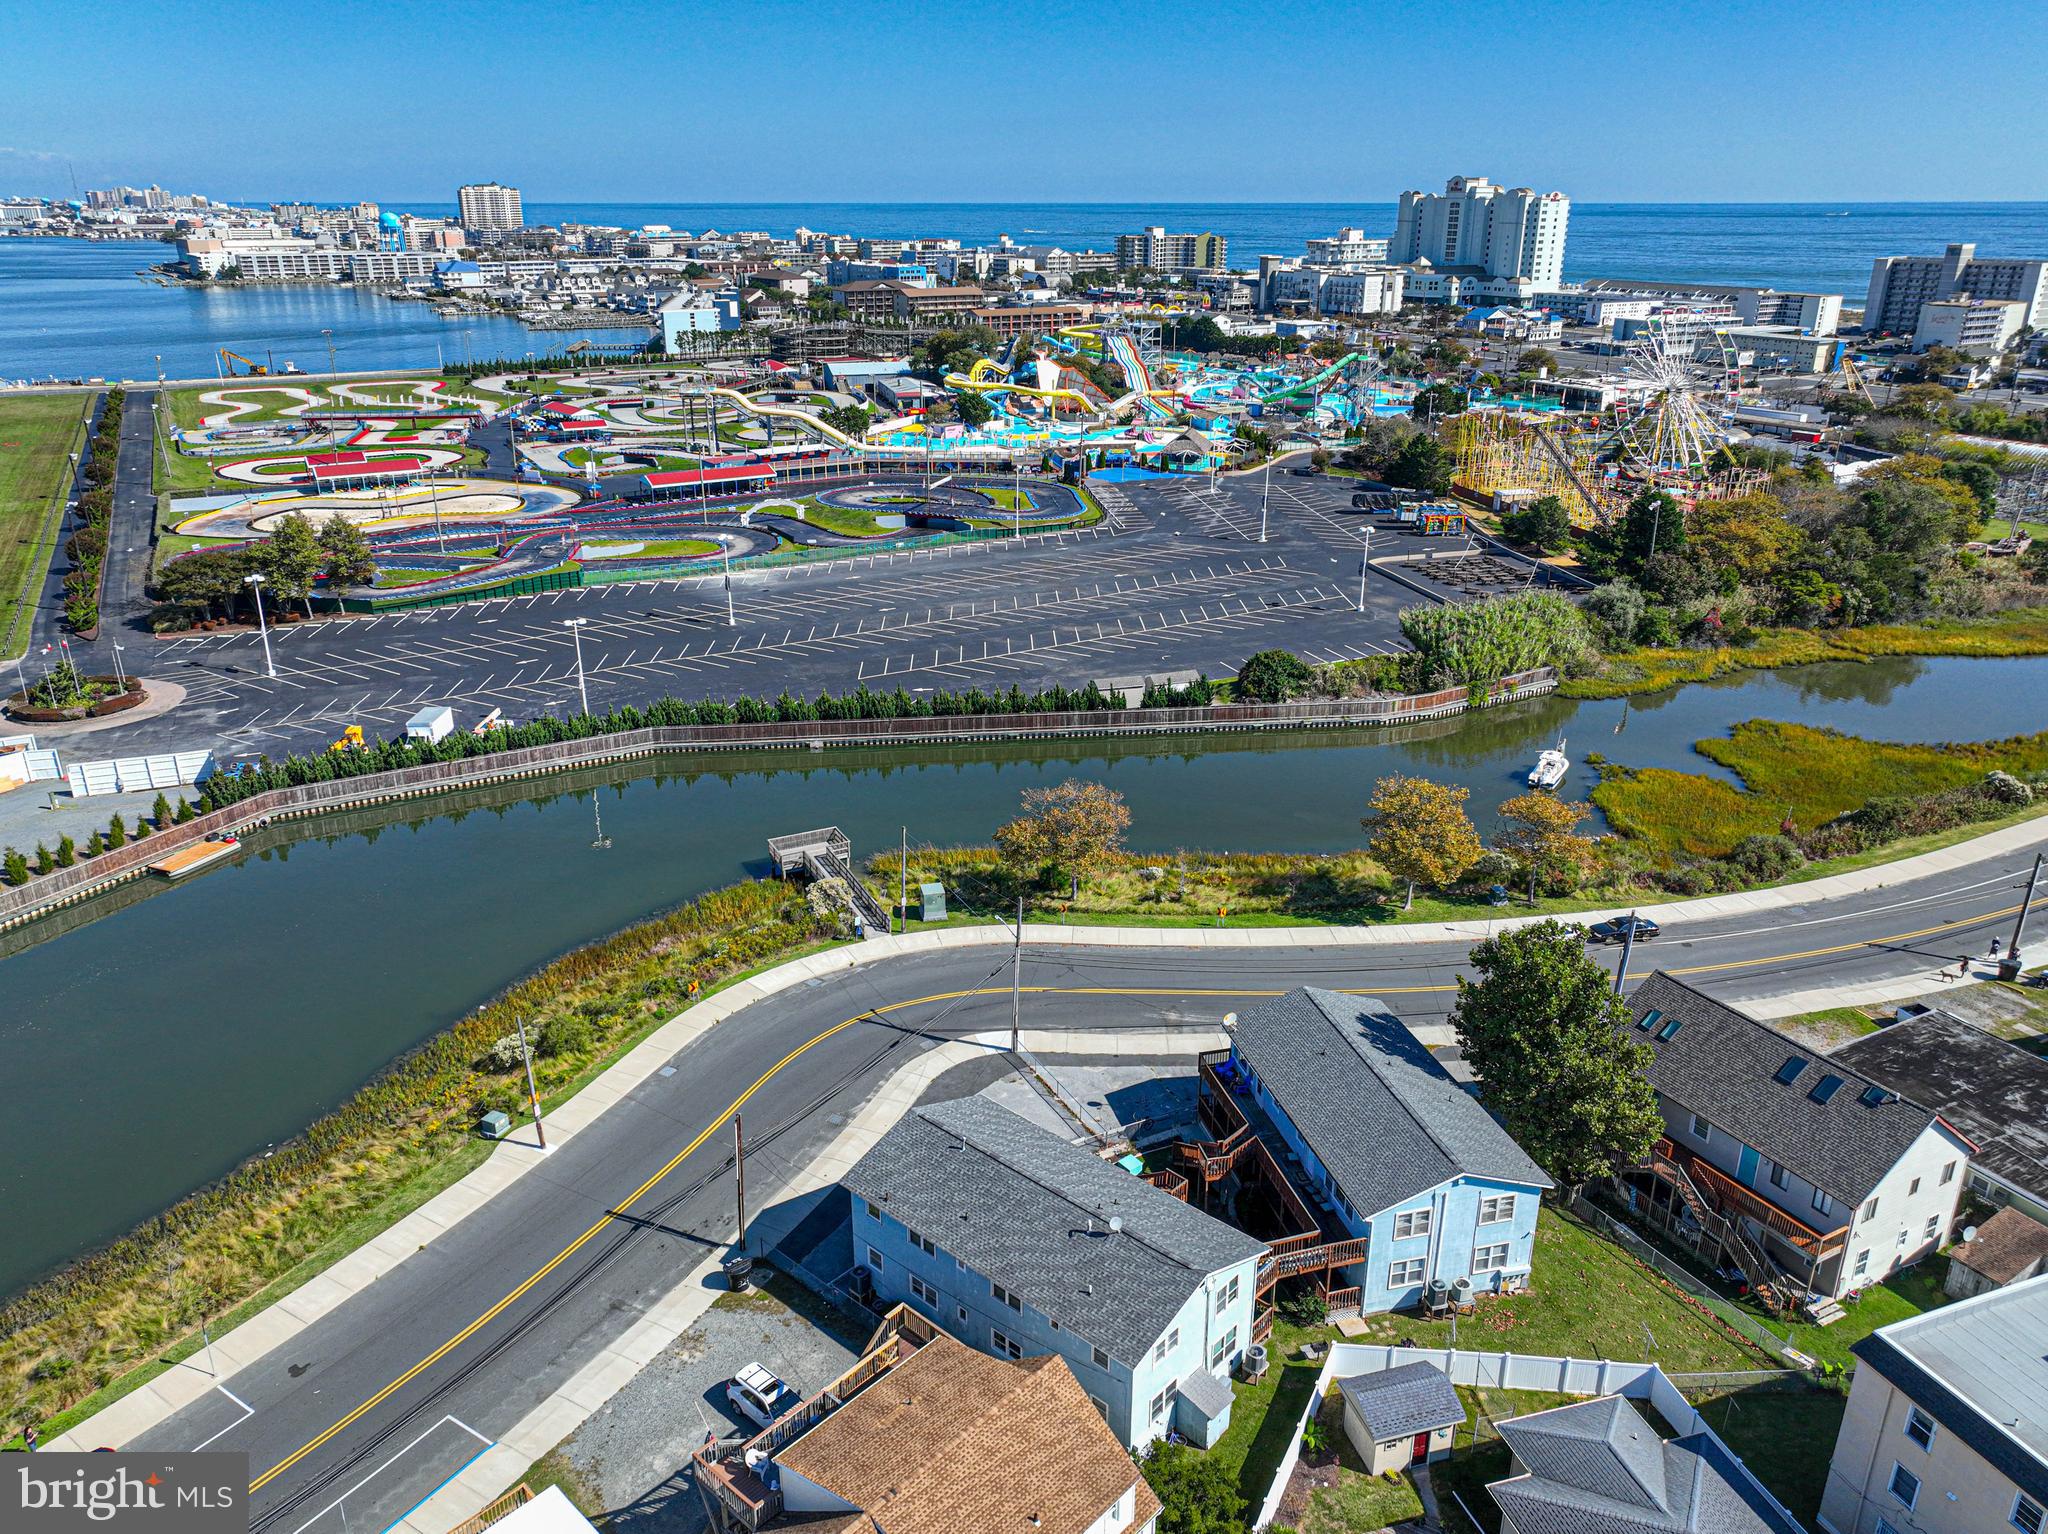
[62, 389, 124, 633]
[194, 678, 1219, 812]
[1, 794, 193, 885]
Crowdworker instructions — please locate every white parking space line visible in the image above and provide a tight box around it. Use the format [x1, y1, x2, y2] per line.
[287, 1413, 494, 1534]
[188, 1385, 255, 1452]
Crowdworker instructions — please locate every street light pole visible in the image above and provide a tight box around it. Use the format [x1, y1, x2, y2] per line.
[721, 545, 736, 628]
[1010, 893, 1024, 1053]
[513, 1015, 547, 1150]
[563, 616, 590, 717]
[1259, 454, 1271, 543]
[2004, 852, 2045, 978]
[111, 643, 126, 692]
[1357, 527, 1372, 612]
[242, 572, 275, 678]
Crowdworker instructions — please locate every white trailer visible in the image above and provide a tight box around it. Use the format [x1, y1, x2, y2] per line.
[405, 705, 455, 743]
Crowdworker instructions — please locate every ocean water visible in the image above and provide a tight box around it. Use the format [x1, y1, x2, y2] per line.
[6, 202, 2048, 382]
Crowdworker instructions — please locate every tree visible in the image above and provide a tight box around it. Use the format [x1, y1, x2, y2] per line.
[106, 815, 126, 850]
[318, 514, 378, 588]
[1141, 1441, 1243, 1534]
[818, 402, 874, 440]
[2, 848, 28, 886]
[151, 791, 172, 828]
[1614, 489, 1683, 576]
[1501, 495, 1573, 553]
[1450, 920, 1664, 1189]
[1409, 382, 1464, 424]
[1364, 774, 1483, 908]
[1233, 648, 1314, 702]
[55, 835, 76, 868]
[1580, 578, 1647, 650]
[952, 389, 994, 427]
[1494, 792, 1598, 898]
[1686, 493, 1798, 584]
[1385, 431, 1453, 494]
[1516, 347, 1559, 376]
[992, 779, 1132, 898]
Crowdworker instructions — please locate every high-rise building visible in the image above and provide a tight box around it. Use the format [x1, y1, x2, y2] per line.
[1114, 226, 1228, 272]
[1303, 227, 1390, 267]
[458, 182, 524, 233]
[1863, 242, 2048, 336]
[1390, 176, 1570, 289]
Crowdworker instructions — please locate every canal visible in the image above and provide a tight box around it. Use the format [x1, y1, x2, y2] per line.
[2, 653, 2043, 1298]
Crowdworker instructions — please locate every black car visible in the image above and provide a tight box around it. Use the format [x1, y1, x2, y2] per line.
[1289, 466, 1319, 476]
[1587, 915, 1661, 944]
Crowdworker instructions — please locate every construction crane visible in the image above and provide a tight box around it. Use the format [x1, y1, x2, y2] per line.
[219, 348, 270, 378]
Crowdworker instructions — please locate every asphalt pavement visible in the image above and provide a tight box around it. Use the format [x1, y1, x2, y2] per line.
[86, 474, 1478, 760]
[116, 829, 2046, 1532]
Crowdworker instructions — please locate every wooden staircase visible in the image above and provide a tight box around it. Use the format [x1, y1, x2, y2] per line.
[1643, 1140, 1792, 1315]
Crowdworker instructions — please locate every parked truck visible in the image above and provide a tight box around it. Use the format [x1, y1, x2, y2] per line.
[405, 706, 455, 744]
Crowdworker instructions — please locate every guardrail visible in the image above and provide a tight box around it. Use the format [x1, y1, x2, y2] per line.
[0, 667, 1556, 930]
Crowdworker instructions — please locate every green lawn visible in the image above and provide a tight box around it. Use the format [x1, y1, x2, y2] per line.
[0, 393, 91, 655]
[1754, 1257, 1950, 1371]
[1692, 1385, 1846, 1526]
[582, 538, 718, 560]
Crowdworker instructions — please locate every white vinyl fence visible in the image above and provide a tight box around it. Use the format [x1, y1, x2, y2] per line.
[1251, 1343, 1805, 1532]
[65, 750, 213, 798]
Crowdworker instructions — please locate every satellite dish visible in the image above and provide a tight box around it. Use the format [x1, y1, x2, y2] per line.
[1223, 1012, 1238, 1028]
[1109, 1216, 1124, 1233]
[1961, 1225, 1978, 1243]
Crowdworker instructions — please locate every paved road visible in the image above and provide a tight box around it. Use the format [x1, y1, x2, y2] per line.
[90, 474, 1501, 760]
[121, 830, 2046, 1532]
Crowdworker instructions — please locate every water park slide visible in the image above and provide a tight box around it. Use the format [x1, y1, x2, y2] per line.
[944, 372, 1103, 415]
[1259, 351, 1372, 405]
[703, 386, 903, 451]
[1105, 332, 1174, 423]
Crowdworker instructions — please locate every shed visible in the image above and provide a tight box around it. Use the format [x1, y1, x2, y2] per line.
[1945, 1206, 2048, 1299]
[1335, 1361, 1463, 1474]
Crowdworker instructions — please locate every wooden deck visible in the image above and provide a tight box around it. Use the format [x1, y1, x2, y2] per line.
[147, 839, 239, 878]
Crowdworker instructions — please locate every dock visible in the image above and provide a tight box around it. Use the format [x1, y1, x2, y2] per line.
[767, 826, 891, 936]
[147, 838, 240, 879]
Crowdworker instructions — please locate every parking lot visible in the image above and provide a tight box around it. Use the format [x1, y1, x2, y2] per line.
[97, 471, 1540, 760]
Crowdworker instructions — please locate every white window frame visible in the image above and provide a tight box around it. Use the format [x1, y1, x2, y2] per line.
[1854, 1249, 1870, 1278]
[1474, 1242, 1512, 1273]
[1478, 1194, 1516, 1225]
[1689, 1112, 1711, 1140]
[864, 1200, 881, 1219]
[1214, 1273, 1240, 1314]
[1092, 1344, 1111, 1370]
[909, 1273, 938, 1306]
[2012, 1492, 2045, 1534]
[1923, 1215, 1939, 1241]
[1388, 1257, 1427, 1287]
[1941, 1160, 1957, 1185]
[910, 1228, 938, 1257]
[867, 1246, 885, 1271]
[1149, 1387, 1172, 1422]
[992, 1281, 1022, 1313]
[1888, 1462, 1920, 1509]
[1210, 1326, 1239, 1370]
[1908, 1177, 1922, 1197]
[992, 1327, 1023, 1361]
[1864, 1196, 1881, 1221]
[1393, 1208, 1433, 1241]
[1904, 1406, 1936, 1450]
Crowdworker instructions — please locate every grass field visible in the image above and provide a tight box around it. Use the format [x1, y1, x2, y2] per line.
[1593, 719, 2048, 857]
[0, 393, 91, 655]
[581, 538, 718, 560]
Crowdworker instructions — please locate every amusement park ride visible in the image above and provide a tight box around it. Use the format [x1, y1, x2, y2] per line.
[1453, 318, 1765, 527]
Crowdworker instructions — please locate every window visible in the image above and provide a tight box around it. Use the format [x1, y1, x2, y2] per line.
[1773, 1055, 1807, 1085]
[1657, 1016, 1683, 1041]
[1854, 1249, 1870, 1278]
[1638, 1008, 1662, 1032]
[1908, 1177, 1922, 1197]
[1210, 1327, 1239, 1369]
[1149, 1387, 1173, 1423]
[1168, 1326, 1181, 1351]
[956, 1305, 968, 1323]
[992, 1328, 1023, 1361]
[1863, 1197, 1880, 1222]
[1388, 1257, 1427, 1287]
[1690, 1113, 1711, 1140]
[1904, 1407, 1936, 1451]
[1109, 1496, 1123, 1524]
[1215, 1274, 1240, 1313]
[1089, 1395, 1110, 1421]
[1941, 1160, 1957, 1186]
[1896, 1229, 1908, 1248]
[1768, 1162, 1791, 1191]
[1877, 1521, 1901, 1534]
[864, 1200, 881, 1219]
[909, 1273, 938, 1306]
[867, 1246, 885, 1271]
[1394, 1209, 1433, 1240]
[1154, 1336, 1167, 1364]
[1924, 1216, 1939, 1241]
[1888, 1463, 1920, 1509]
[1812, 1188, 1834, 1217]
[909, 1228, 938, 1257]
[1478, 1195, 1516, 1225]
[991, 1282, 1022, 1313]
[1474, 1243, 1512, 1273]
[1809, 1074, 1845, 1104]
[1092, 1344, 1110, 1370]
[2013, 1492, 2045, 1534]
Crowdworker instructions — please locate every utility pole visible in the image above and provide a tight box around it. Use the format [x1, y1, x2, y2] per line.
[722, 545, 736, 627]
[1613, 914, 1640, 995]
[734, 1115, 746, 1251]
[1010, 893, 1024, 1053]
[1258, 453, 1271, 543]
[2003, 852, 2045, 981]
[514, 1015, 547, 1149]
[899, 825, 908, 935]
[1357, 527, 1371, 612]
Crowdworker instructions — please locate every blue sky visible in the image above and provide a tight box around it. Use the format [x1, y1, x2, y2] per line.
[2, 0, 2044, 205]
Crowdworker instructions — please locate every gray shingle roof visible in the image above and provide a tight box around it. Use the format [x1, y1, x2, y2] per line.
[1176, 1365, 1233, 1420]
[1834, 1008, 2048, 1202]
[1490, 1396, 1801, 1533]
[843, 1097, 1265, 1368]
[1335, 1362, 1464, 1442]
[1231, 988, 1552, 1217]
[1624, 974, 1947, 1206]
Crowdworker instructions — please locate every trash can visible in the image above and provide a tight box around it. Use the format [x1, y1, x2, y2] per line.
[723, 1255, 754, 1294]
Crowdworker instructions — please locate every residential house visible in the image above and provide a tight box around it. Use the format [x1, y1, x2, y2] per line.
[1335, 1362, 1463, 1474]
[843, 1095, 1265, 1450]
[695, 1312, 1158, 1534]
[1944, 1207, 2048, 1300]
[1490, 1395, 1802, 1534]
[1618, 974, 1973, 1301]
[1836, 1008, 2048, 1225]
[1818, 1273, 2048, 1534]
[1224, 988, 1553, 1315]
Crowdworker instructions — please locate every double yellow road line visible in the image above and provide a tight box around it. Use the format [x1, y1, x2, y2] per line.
[251, 897, 2020, 1495]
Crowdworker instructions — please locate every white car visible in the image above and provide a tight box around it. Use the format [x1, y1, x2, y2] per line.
[726, 1362, 796, 1429]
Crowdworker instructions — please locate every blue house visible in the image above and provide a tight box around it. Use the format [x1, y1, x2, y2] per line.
[844, 1095, 1266, 1452]
[1228, 988, 1552, 1313]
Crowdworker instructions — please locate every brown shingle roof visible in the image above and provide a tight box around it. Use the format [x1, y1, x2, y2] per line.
[772, 1335, 1157, 1534]
[1951, 1206, 2048, 1286]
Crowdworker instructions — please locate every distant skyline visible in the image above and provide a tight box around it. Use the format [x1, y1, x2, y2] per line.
[3, 0, 2045, 205]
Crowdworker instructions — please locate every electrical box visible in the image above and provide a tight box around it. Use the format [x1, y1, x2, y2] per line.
[919, 881, 947, 921]
[478, 1110, 512, 1140]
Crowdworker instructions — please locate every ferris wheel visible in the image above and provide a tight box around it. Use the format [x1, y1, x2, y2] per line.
[1599, 320, 1740, 484]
